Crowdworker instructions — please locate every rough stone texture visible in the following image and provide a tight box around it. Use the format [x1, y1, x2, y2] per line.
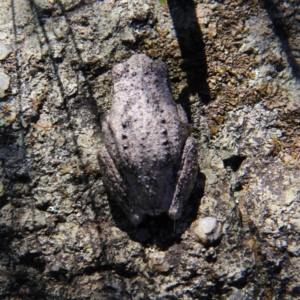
[0, 0, 299, 299]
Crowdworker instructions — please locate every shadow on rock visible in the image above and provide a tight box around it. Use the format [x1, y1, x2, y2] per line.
[167, 0, 211, 105]
[264, 0, 300, 78]
[106, 171, 205, 250]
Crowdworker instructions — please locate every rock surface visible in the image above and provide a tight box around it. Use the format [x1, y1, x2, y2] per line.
[0, 0, 299, 299]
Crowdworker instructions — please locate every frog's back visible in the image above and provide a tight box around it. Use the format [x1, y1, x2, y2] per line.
[107, 54, 188, 165]
[103, 54, 189, 214]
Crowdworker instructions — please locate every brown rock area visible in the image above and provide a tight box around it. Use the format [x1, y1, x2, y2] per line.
[0, 0, 299, 299]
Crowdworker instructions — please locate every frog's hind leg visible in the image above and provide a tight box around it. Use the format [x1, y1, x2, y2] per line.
[98, 146, 127, 203]
[168, 137, 198, 220]
[98, 147, 144, 225]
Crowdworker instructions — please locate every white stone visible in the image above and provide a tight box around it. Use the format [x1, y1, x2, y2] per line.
[149, 252, 170, 272]
[0, 41, 11, 60]
[0, 72, 10, 98]
[194, 217, 221, 244]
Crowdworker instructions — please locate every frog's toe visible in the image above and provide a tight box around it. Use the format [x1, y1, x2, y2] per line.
[128, 209, 144, 225]
[168, 205, 182, 220]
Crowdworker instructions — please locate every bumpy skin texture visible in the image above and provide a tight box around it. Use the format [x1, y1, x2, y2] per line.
[98, 54, 198, 225]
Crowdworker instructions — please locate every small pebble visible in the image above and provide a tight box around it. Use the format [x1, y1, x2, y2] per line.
[0, 72, 10, 98]
[0, 41, 11, 60]
[194, 217, 221, 245]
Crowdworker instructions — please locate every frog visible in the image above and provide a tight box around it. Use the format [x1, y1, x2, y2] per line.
[98, 54, 198, 225]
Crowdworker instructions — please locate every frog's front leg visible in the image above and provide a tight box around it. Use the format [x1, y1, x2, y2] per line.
[168, 137, 198, 220]
[98, 147, 144, 225]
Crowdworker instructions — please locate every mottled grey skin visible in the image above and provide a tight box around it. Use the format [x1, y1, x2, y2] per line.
[98, 54, 198, 225]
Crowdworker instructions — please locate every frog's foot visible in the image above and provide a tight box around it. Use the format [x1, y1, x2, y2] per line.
[98, 146, 144, 225]
[168, 137, 198, 220]
[126, 207, 144, 225]
[176, 104, 189, 125]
